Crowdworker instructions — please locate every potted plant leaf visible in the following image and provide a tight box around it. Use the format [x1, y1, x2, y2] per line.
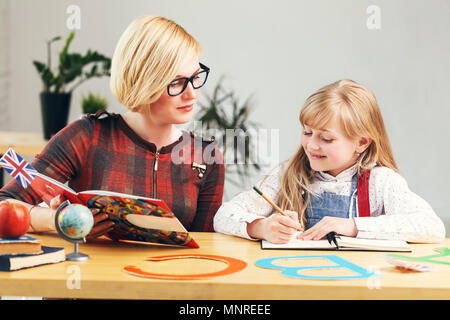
[81, 92, 108, 115]
[33, 31, 111, 139]
[195, 77, 261, 190]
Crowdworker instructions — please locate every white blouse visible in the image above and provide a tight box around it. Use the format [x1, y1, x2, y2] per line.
[214, 163, 446, 243]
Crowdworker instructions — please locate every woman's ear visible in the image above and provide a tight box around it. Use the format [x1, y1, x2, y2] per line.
[356, 137, 372, 154]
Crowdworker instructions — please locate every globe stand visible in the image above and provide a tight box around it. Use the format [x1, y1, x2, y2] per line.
[66, 241, 89, 261]
[54, 200, 93, 262]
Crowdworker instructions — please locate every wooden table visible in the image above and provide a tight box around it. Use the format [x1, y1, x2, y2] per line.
[0, 131, 48, 188]
[0, 232, 449, 300]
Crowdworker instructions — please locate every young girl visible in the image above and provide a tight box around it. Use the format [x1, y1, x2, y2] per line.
[0, 15, 224, 239]
[214, 79, 445, 244]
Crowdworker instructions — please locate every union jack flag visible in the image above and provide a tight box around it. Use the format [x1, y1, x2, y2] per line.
[0, 148, 38, 188]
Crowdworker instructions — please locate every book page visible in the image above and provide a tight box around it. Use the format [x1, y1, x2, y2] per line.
[338, 236, 411, 251]
[77, 190, 168, 210]
[261, 232, 335, 249]
[261, 234, 411, 251]
[126, 214, 187, 233]
[262, 239, 336, 249]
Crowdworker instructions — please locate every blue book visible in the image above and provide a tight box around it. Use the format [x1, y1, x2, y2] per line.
[0, 246, 65, 271]
[0, 234, 42, 255]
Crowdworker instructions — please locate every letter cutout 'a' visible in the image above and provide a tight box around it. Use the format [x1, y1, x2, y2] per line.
[255, 255, 379, 280]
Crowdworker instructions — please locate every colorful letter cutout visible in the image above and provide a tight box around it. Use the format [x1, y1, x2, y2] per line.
[123, 254, 247, 280]
[255, 255, 379, 280]
[387, 247, 450, 266]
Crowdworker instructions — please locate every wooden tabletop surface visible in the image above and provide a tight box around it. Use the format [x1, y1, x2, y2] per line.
[0, 232, 449, 300]
[0, 131, 48, 155]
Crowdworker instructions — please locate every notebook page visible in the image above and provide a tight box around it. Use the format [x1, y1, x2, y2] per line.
[261, 232, 335, 249]
[338, 236, 410, 250]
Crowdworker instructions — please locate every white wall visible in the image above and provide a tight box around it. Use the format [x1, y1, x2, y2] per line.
[0, 0, 10, 130]
[1, 0, 449, 234]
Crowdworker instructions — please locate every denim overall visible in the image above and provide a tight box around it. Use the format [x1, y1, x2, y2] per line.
[305, 173, 358, 230]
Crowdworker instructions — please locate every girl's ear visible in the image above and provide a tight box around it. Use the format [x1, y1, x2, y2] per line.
[356, 137, 372, 154]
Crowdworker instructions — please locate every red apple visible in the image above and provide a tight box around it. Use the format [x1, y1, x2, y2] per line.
[0, 201, 31, 239]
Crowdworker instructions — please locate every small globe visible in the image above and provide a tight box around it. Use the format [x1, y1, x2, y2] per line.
[56, 203, 94, 240]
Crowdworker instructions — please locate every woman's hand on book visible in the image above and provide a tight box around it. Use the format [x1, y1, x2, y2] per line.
[85, 210, 115, 241]
[49, 195, 63, 210]
[49, 195, 115, 241]
[247, 210, 302, 244]
[297, 216, 358, 240]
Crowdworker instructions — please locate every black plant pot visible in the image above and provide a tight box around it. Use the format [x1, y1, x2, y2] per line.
[40, 92, 71, 140]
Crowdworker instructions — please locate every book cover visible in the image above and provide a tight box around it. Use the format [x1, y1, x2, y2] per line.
[0, 234, 42, 256]
[1, 148, 198, 248]
[0, 246, 65, 271]
[29, 172, 81, 205]
[261, 235, 411, 252]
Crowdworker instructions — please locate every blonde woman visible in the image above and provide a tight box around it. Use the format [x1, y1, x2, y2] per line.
[0, 15, 224, 238]
[214, 79, 445, 244]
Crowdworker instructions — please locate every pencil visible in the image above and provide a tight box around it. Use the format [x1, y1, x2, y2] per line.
[253, 186, 303, 232]
[252, 186, 287, 216]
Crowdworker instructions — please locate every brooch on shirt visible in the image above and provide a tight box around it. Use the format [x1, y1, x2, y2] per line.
[192, 162, 207, 178]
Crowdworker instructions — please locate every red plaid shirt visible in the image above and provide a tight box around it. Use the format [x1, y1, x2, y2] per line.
[0, 111, 225, 232]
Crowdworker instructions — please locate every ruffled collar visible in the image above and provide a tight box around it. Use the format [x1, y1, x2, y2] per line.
[315, 164, 358, 182]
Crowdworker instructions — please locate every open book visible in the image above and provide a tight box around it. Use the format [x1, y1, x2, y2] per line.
[32, 174, 198, 248]
[1, 148, 198, 248]
[261, 233, 411, 252]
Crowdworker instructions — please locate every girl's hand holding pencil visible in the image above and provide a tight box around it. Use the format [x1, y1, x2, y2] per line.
[247, 187, 304, 244]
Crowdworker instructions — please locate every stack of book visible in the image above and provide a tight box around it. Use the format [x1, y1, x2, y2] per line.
[0, 235, 65, 271]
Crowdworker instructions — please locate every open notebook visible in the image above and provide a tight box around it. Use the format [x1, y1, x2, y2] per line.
[261, 234, 411, 252]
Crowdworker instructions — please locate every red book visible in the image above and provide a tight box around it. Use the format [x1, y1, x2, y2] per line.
[26, 171, 199, 249]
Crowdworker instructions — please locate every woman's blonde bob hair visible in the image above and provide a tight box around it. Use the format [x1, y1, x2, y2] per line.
[110, 15, 202, 112]
[278, 79, 398, 229]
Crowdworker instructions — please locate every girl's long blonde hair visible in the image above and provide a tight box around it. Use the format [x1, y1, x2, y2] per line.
[279, 79, 398, 228]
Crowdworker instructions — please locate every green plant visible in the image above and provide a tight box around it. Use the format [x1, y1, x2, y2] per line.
[195, 77, 261, 187]
[81, 92, 108, 114]
[33, 31, 111, 93]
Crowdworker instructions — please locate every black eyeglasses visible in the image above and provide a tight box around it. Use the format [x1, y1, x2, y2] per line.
[167, 63, 210, 96]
